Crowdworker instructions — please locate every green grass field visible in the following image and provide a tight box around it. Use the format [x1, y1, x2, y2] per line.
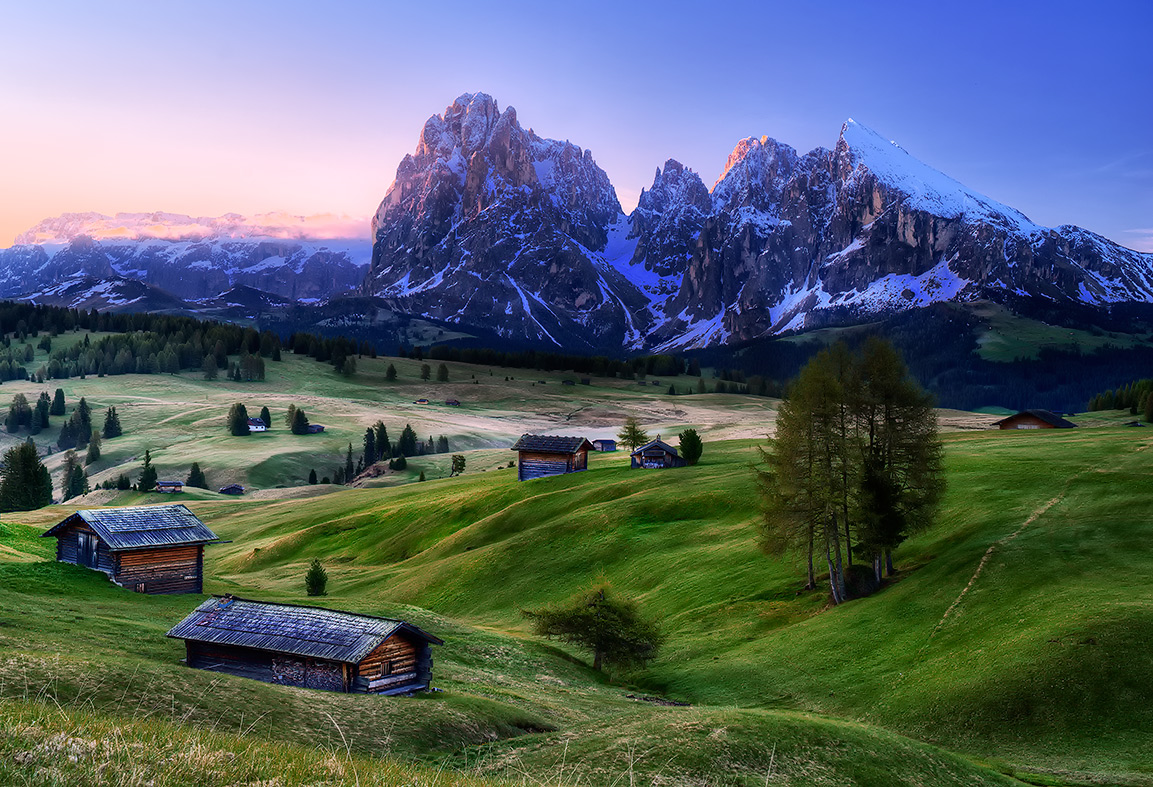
[1, 356, 1151, 786]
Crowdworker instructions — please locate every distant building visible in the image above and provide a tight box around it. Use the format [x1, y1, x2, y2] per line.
[511, 434, 594, 481]
[992, 410, 1078, 430]
[562, 379, 575, 386]
[592, 439, 617, 452]
[307, 424, 326, 433]
[42, 504, 218, 594]
[167, 596, 443, 695]
[413, 399, 430, 405]
[219, 484, 245, 495]
[247, 418, 267, 432]
[155, 481, 184, 493]
[445, 399, 461, 407]
[630, 439, 686, 469]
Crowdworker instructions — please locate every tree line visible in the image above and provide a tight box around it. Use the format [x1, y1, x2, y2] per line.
[1087, 378, 1153, 420]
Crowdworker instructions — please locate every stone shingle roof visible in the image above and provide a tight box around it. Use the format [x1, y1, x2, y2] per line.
[511, 434, 594, 454]
[166, 596, 442, 663]
[42, 504, 217, 551]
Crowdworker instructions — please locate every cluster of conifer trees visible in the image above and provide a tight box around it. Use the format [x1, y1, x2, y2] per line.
[1087, 378, 1153, 420]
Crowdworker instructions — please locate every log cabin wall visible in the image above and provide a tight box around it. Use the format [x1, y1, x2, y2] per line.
[114, 544, 204, 594]
[998, 413, 1055, 430]
[518, 450, 579, 481]
[354, 634, 425, 693]
[56, 524, 116, 575]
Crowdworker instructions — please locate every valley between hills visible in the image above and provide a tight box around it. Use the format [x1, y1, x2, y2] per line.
[1, 339, 1150, 786]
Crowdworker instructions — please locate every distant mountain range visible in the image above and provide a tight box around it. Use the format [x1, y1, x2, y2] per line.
[4, 93, 1153, 356]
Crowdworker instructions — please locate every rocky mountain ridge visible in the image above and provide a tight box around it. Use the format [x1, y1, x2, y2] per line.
[365, 94, 1153, 352]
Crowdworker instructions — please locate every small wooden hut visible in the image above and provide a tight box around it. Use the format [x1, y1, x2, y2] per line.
[592, 439, 617, 452]
[167, 596, 443, 695]
[42, 504, 218, 594]
[992, 410, 1077, 430]
[155, 481, 184, 494]
[511, 434, 594, 481]
[630, 439, 686, 469]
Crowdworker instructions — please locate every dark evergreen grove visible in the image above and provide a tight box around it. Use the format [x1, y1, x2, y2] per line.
[0, 441, 53, 512]
[756, 338, 945, 604]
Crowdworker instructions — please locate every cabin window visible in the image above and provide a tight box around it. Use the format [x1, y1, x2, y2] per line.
[379, 660, 392, 678]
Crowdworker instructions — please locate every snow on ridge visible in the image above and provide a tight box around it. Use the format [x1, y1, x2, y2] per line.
[838, 120, 1039, 232]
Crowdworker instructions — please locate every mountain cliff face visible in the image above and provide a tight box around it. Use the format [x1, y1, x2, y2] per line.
[366, 97, 1153, 352]
[0, 213, 370, 303]
[363, 92, 651, 349]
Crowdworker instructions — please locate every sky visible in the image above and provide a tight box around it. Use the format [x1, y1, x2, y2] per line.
[0, 1, 1150, 250]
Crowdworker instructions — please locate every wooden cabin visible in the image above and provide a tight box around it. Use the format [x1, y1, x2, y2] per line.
[992, 410, 1077, 430]
[630, 439, 686, 469]
[155, 481, 184, 494]
[219, 484, 245, 495]
[592, 439, 617, 452]
[42, 504, 218, 594]
[247, 417, 268, 432]
[307, 424, 326, 433]
[167, 596, 443, 695]
[511, 434, 594, 481]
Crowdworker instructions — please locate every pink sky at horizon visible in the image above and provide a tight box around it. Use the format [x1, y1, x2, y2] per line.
[1, 2, 1149, 253]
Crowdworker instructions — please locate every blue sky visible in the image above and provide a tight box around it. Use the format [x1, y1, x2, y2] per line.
[1, 0, 1149, 249]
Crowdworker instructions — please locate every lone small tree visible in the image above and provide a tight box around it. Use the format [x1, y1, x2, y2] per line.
[227, 403, 250, 436]
[102, 406, 123, 439]
[84, 430, 101, 466]
[186, 462, 208, 489]
[290, 407, 310, 435]
[385, 363, 397, 382]
[678, 428, 703, 466]
[308, 468, 318, 485]
[523, 581, 663, 672]
[617, 417, 649, 452]
[259, 406, 272, 428]
[305, 558, 328, 596]
[138, 449, 158, 493]
[450, 454, 466, 477]
[420, 363, 431, 381]
[436, 363, 449, 382]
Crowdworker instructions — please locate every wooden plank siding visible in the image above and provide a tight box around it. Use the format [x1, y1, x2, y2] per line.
[114, 544, 204, 594]
[354, 635, 422, 693]
[186, 642, 348, 691]
[56, 524, 116, 574]
[517, 449, 588, 481]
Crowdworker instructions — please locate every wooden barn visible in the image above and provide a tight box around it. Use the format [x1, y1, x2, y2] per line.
[512, 434, 594, 481]
[42, 504, 218, 594]
[167, 596, 443, 695]
[630, 439, 686, 469]
[155, 481, 184, 494]
[993, 410, 1078, 430]
[592, 439, 617, 452]
[219, 484, 245, 495]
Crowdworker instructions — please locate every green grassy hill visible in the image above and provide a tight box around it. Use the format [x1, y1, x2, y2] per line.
[2, 344, 1151, 785]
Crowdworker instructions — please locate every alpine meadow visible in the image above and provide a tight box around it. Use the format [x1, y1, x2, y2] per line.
[2, 3, 1152, 786]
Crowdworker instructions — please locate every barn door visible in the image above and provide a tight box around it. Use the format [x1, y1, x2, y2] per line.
[77, 532, 99, 568]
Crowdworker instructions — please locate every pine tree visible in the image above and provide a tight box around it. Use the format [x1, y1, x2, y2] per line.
[617, 417, 649, 452]
[202, 354, 218, 380]
[344, 443, 355, 482]
[398, 424, 418, 456]
[35, 392, 51, 430]
[227, 403, 250, 436]
[385, 363, 397, 381]
[436, 363, 449, 382]
[308, 468, 318, 485]
[50, 388, 66, 416]
[420, 363, 431, 381]
[76, 397, 92, 435]
[61, 449, 80, 501]
[363, 428, 377, 466]
[291, 407, 310, 435]
[436, 435, 449, 453]
[259, 406, 272, 429]
[284, 403, 297, 428]
[696, 377, 706, 394]
[0, 441, 53, 512]
[102, 406, 123, 439]
[305, 558, 327, 596]
[186, 462, 208, 489]
[418, 469, 426, 481]
[85, 429, 101, 465]
[138, 449, 157, 493]
[374, 422, 390, 459]
[678, 428, 703, 466]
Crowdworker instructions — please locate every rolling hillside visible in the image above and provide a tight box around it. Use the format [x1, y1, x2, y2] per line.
[3, 418, 1152, 785]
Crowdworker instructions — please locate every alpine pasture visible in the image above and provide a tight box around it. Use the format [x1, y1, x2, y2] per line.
[1, 344, 1150, 786]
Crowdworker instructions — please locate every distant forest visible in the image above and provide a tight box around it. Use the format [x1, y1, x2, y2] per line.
[0, 300, 1148, 412]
